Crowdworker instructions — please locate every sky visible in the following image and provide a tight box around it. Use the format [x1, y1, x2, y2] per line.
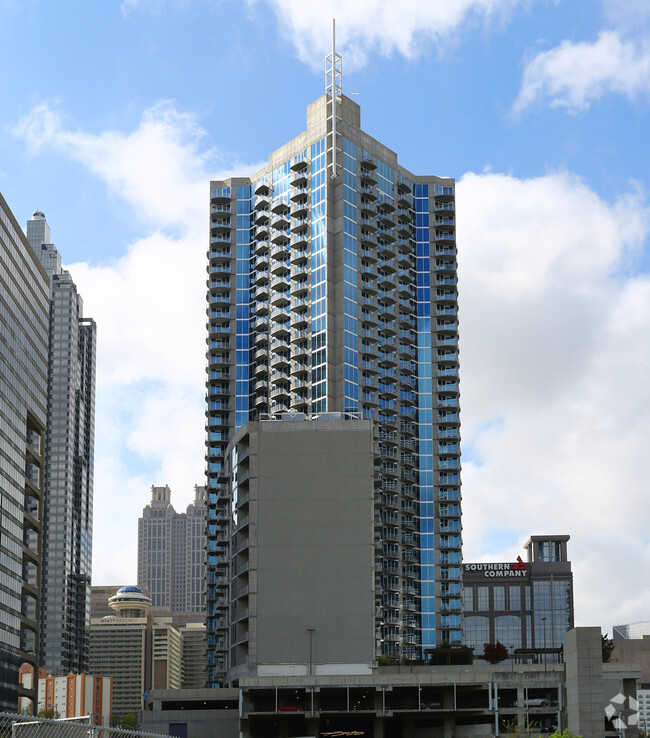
[1, 0, 649, 635]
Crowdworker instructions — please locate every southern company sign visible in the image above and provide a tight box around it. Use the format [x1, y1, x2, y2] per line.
[464, 556, 528, 578]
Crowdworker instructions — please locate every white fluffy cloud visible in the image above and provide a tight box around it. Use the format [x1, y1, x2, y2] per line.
[256, 0, 524, 69]
[514, 30, 650, 113]
[13, 102, 263, 585]
[13, 100, 650, 630]
[457, 170, 650, 628]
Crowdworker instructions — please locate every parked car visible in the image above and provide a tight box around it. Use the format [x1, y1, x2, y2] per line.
[420, 700, 442, 710]
[512, 698, 552, 707]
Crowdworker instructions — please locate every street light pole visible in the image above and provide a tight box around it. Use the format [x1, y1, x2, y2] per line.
[542, 617, 547, 672]
[307, 628, 315, 676]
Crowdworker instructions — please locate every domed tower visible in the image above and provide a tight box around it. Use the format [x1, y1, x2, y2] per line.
[107, 586, 152, 618]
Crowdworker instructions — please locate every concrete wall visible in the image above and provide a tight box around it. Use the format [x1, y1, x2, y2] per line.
[612, 635, 650, 684]
[141, 688, 239, 738]
[254, 421, 377, 672]
[564, 626, 604, 738]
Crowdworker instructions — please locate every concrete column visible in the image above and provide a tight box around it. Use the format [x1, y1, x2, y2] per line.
[402, 717, 415, 738]
[373, 715, 385, 738]
[443, 714, 455, 738]
[564, 627, 605, 738]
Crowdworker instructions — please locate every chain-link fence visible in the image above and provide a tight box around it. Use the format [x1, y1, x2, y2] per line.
[0, 713, 170, 738]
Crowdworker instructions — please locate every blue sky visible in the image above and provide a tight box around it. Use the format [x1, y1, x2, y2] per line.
[2, 0, 650, 633]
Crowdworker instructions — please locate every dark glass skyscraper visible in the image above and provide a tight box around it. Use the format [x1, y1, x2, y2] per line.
[0, 194, 49, 710]
[206, 93, 461, 686]
[26, 212, 96, 675]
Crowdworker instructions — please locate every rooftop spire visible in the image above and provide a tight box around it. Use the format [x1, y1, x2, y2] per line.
[325, 18, 342, 178]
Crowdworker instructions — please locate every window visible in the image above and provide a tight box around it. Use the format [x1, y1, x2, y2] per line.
[509, 585, 521, 611]
[494, 586, 505, 610]
[477, 586, 489, 611]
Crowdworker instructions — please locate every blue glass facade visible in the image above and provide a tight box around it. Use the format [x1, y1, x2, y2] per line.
[206, 95, 461, 685]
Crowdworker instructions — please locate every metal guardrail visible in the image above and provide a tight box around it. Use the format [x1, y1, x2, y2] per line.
[0, 713, 170, 738]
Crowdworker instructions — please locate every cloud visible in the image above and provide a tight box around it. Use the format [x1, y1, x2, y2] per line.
[13, 101, 211, 231]
[514, 30, 650, 113]
[257, 0, 524, 70]
[457, 170, 650, 629]
[13, 101, 264, 584]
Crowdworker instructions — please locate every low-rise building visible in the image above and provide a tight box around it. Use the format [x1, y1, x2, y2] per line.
[142, 627, 638, 738]
[18, 666, 112, 725]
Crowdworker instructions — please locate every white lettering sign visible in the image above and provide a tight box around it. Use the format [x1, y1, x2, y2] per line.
[464, 563, 528, 577]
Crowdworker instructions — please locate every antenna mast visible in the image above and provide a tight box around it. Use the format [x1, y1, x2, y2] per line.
[325, 19, 342, 178]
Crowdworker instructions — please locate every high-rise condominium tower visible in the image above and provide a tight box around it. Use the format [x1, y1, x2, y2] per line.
[137, 484, 207, 619]
[0, 194, 48, 710]
[26, 211, 97, 675]
[206, 85, 461, 685]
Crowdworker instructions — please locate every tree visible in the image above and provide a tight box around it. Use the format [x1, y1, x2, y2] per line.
[37, 708, 58, 719]
[426, 643, 474, 665]
[549, 731, 582, 738]
[481, 641, 509, 664]
[119, 712, 136, 730]
[602, 633, 614, 663]
[376, 655, 396, 666]
[501, 717, 541, 737]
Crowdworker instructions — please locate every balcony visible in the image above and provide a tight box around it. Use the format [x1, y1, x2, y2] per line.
[254, 195, 270, 211]
[254, 253, 269, 272]
[270, 386, 291, 401]
[290, 186, 309, 202]
[271, 230, 290, 246]
[254, 239, 269, 256]
[253, 301, 268, 317]
[270, 322, 291, 339]
[291, 394, 309, 409]
[290, 361, 310, 376]
[291, 201, 308, 219]
[398, 192, 414, 208]
[291, 312, 309, 330]
[270, 275, 291, 291]
[293, 343, 309, 360]
[252, 322, 268, 339]
[290, 172, 309, 188]
[254, 181, 270, 196]
[254, 224, 269, 240]
[270, 353, 290, 370]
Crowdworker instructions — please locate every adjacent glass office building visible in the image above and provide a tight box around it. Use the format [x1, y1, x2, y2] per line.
[0, 194, 49, 710]
[26, 212, 97, 675]
[206, 93, 461, 686]
[463, 535, 574, 664]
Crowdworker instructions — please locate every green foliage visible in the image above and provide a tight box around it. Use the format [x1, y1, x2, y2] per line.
[501, 717, 539, 737]
[119, 712, 137, 729]
[376, 655, 395, 666]
[37, 708, 58, 719]
[602, 633, 614, 662]
[549, 730, 582, 738]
